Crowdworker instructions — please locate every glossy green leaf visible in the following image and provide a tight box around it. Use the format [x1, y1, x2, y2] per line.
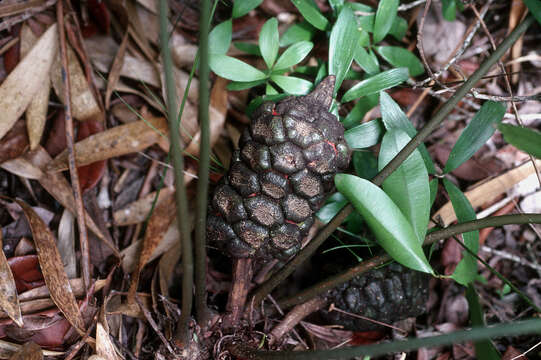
[441, 0, 457, 21]
[342, 68, 409, 102]
[389, 16, 408, 40]
[379, 129, 430, 243]
[232, 0, 263, 18]
[227, 79, 267, 91]
[209, 20, 232, 55]
[329, 0, 345, 12]
[266, 83, 279, 95]
[466, 285, 501, 359]
[341, 93, 379, 129]
[443, 178, 479, 286]
[259, 18, 279, 69]
[210, 54, 267, 81]
[233, 41, 261, 56]
[353, 151, 379, 179]
[271, 75, 312, 95]
[375, 46, 425, 77]
[344, 119, 384, 149]
[373, 0, 398, 43]
[274, 41, 313, 70]
[291, 0, 329, 30]
[354, 46, 380, 75]
[444, 101, 506, 173]
[380, 91, 435, 174]
[524, 0, 541, 25]
[280, 21, 316, 47]
[335, 174, 433, 274]
[329, 6, 359, 92]
[316, 197, 348, 224]
[498, 123, 541, 159]
[429, 178, 438, 209]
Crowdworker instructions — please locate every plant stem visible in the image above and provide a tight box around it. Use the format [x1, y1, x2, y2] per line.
[158, 0, 193, 345]
[277, 213, 541, 309]
[194, 0, 211, 326]
[249, 15, 535, 307]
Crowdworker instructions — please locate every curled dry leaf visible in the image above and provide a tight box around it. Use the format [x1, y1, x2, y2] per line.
[0, 24, 57, 141]
[0, 119, 29, 165]
[7, 341, 42, 360]
[15, 200, 85, 334]
[20, 24, 50, 151]
[105, 30, 129, 110]
[0, 231, 23, 327]
[96, 322, 122, 360]
[57, 209, 76, 279]
[46, 116, 168, 172]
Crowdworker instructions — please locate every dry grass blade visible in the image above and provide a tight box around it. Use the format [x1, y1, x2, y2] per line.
[46, 116, 168, 172]
[0, 23, 57, 141]
[7, 341, 42, 360]
[15, 200, 85, 334]
[0, 230, 23, 327]
[105, 30, 129, 110]
[95, 323, 122, 360]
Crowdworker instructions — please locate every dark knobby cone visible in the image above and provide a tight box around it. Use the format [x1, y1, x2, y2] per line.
[207, 76, 351, 260]
[320, 263, 430, 331]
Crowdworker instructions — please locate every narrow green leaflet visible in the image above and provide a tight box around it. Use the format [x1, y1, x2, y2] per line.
[259, 18, 279, 69]
[342, 68, 408, 102]
[344, 119, 384, 149]
[379, 129, 430, 243]
[373, 0, 399, 43]
[375, 46, 425, 77]
[329, 6, 359, 92]
[444, 101, 506, 173]
[353, 151, 379, 180]
[524, 0, 541, 25]
[234, 42, 261, 56]
[429, 178, 438, 209]
[317, 197, 348, 224]
[498, 123, 541, 159]
[443, 178, 479, 286]
[266, 83, 279, 95]
[209, 20, 232, 55]
[389, 16, 408, 40]
[274, 41, 313, 70]
[280, 22, 316, 47]
[441, 0, 457, 21]
[232, 0, 263, 18]
[354, 46, 380, 75]
[380, 91, 435, 173]
[466, 285, 501, 359]
[291, 0, 329, 30]
[271, 75, 312, 95]
[209, 54, 267, 82]
[335, 174, 433, 274]
[342, 93, 379, 129]
[227, 79, 267, 91]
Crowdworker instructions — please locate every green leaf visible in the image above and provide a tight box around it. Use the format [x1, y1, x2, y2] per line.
[232, 0, 263, 18]
[266, 83, 279, 95]
[335, 174, 433, 274]
[329, 6, 359, 92]
[344, 119, 384, 149]
[329, 0, 345, 12]
[498, 123, 541, 159]
[444, 101, 506, 173]
[280, 21, 316, 47]
[342, 68, 409, 102]
[429, 178, 438, 209]
[316, 198, 348, 224]
[259, 18, 279, 69]
[375, 46, 425, 77]
[373, 0, 399, 43]
[341, 93, 379, 129]
[441, 0, 457, 21]
[291, 0, 329, 31]
[227, 79, 267, 91]
[353, 151, 379, 179]
[210, 54, 267, 82]
[524, 0, 541, 25]
[274, 41, 313, 70]
[233, 41, 261, 56]
[389, 16, 408, 40]
[443, 178, 479, 286]
[354, 46, 380, 75]
[271, 75, 312, 95]
[379, 129, 430, 243]
[380, 91, 436, 174]
[209, 20, 232, 55]
[466, 285, 501, 359]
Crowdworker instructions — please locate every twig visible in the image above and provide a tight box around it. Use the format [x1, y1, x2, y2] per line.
[470, 90, 541, 102]
[0, 0, 57, 31]
[480, 246, 541, 272]
[398, 0, 427, 12]
[328, 304, 407, 335]
[56, 0, 91, 291]
[223, 258, 254, 329]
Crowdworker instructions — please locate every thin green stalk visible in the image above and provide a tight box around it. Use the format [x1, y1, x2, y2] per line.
[277, 213, 541, 309]
[195, 0, 211, 325]
[159, 0, 193, 345]
[236, 319, 541, 359]
[249, 15, 535, 307]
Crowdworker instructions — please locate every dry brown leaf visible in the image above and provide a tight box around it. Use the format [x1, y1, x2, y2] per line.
[20, 24, 50, 150]
[113, 187, 174, 226]
[105, 30, 129, 110]
[0, 24, 57, 141]
[128, 194, 176, 302]
[158, 241, 181, 298]
[18, 278, 106, 302]
[50, 40, 101, 122]
[508, 0, 527, 84]
[432, 160, 541, 227]
[46, 116, 168, 172]
[95, 323, 122, 360]
[0, 339, 62, 359]
[0, 230, 22, 327]
[7, 341, 42, 360]
[15, 200, 85, 333]
[185, 76, 228, 157]
[171, 32, 197, 68]
[57, 209, 76, 279]
[1, 157, 43, 179]
[24, 147, 118, 256]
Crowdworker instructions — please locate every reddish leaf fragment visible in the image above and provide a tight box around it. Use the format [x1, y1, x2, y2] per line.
[8, 341, 43, 360]
[7, 255, 44, 293]
[0, 119, 29, 164]
[44, 110, 67, 157]
[87, 0, 110, 34]
[76, 119, 106, 192]
[3, 25, 21, 75]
